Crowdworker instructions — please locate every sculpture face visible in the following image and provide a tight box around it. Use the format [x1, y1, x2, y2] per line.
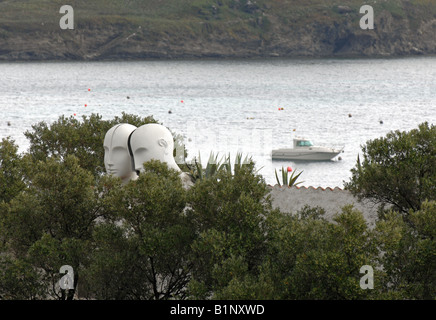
[129, 123, 180, 173]
[103, 123, 137, 181]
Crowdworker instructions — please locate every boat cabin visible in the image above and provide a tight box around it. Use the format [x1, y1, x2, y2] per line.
[293, 138, 314, 148]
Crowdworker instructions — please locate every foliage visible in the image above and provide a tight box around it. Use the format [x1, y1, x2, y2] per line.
[274, 166, 304, 187]
[0, 138, 25, 204]
[187, 151, 252, 181]
[3, 0, 436, 33]
[374, 201, 436, 299]
[81, 160, 194, 300]
[345, 122, 436, 215]
[258, 205, 379, 300]
[24, 112, 159, 178]
[0, 115, 435, 300]
[187, 158, 271, 299]
[0, 255, 47, 300]
[0, 155, 111, 299]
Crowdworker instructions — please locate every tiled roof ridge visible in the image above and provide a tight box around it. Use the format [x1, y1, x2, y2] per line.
[268, 184, 343, 191]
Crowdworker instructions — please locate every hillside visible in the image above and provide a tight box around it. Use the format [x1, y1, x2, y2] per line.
[0, 0, 436, 60]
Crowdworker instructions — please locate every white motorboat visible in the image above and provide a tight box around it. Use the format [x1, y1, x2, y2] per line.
[272, 137, 344, 161]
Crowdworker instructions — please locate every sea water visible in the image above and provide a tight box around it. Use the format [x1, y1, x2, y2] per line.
[1, 57, 435, 187]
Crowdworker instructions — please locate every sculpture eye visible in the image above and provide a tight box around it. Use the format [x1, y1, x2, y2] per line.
[111, 147, 127, 162]
[135, 147, 148, 156]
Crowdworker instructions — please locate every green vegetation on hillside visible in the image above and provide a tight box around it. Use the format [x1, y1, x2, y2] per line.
[1, 0, 435, 25]
[1, 0, 436, 58]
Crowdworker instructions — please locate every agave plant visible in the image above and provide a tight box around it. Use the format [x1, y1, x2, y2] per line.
[275, 167, 304, 187]
[221, 152, 254, 175]
[187, 151, 254, 182]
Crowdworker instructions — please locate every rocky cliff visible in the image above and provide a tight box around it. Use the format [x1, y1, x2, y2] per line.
[0, 0, 435, 60]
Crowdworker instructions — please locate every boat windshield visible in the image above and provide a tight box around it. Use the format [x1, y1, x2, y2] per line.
[297, 140, 313, 147]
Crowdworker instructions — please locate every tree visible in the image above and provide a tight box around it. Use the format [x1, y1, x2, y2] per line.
[345, 122, 436, 215]
[0, 155, 110, 299]
[0, 138, 25, 204]
[261, 205, 379, 300]
[24, 112, 158, 177]
[1, 113, 434, 300]
[81, 160, 194, 300]
[374, 201, 436, 299]
[0, 255, 46, 300]
[186, 160, 273, 299]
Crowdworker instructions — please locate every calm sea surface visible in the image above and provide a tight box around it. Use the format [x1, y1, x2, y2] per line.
[1, 58, 435, 187]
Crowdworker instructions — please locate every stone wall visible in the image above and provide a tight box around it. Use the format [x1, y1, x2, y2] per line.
[268, 185, 382, 226]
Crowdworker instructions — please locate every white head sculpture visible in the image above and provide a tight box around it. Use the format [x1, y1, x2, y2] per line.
[129, 123, 181, 173]
[104, 123, 138, 184]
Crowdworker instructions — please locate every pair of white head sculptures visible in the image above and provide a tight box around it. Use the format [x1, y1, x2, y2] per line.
[103, 123, 192, 188]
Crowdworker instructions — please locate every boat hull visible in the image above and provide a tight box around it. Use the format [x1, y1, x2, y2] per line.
[271, 149, 341, 161]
